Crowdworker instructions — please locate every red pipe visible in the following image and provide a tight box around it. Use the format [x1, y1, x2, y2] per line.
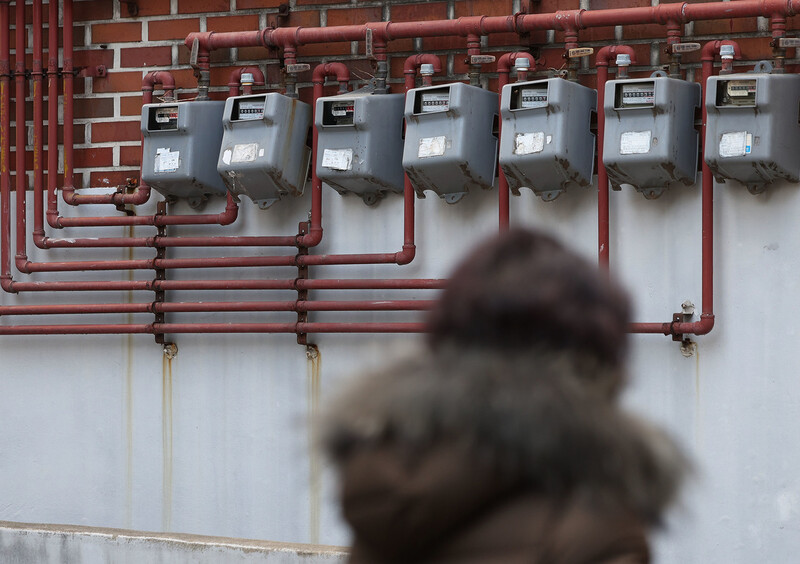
[185, 2, 798, 55]
[628, 40, 741, 337]
[228, 66, 265, 97]
[0, 322, 426, 335]
[2, 3, 784, 333]
[0, 300, 435, 316]
[496, 52, 538, 230]
[595, 45, 636, 269]
[0, 1, 9, 293]
[14, 0, 26, 274]
[300, 62, 351, 249]
[296, 55, 441, 267]
[54, 71, 175, 208]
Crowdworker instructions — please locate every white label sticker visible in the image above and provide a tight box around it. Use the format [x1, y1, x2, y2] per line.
[154, 148, 179, 173]
[514, 132, 545, 155]
[222, 149, 232, 165]
[321, 148, 353, 171]
[619, 131, 652, 155]
[418, 136, 447, 158]
[231, 143, 259, 163]
[719, 131, 749, 157]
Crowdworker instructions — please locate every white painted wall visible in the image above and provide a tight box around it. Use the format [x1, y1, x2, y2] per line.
[1, 174, 799, 562]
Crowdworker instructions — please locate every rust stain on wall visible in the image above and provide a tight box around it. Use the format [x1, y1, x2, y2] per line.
[125, 224, 135, 529]
[162, 352, 173, 531]
[306, 344, 321, 545]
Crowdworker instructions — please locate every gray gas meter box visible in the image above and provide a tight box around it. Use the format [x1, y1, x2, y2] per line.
[705, 72, 800, 193]
[316, 89, 405, 205]
[217, 93, 312, 209]
[603, 76, 700, 199]
[403, 82, 498, 202]
[141, 100, 226, 206]
[499, 78, 596, 201]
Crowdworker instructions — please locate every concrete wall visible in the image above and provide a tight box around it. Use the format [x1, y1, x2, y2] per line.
[2, 178, 800, 562]
[0, 522, 347, 563]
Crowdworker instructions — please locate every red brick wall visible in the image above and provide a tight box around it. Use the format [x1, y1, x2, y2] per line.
[49, 0, 793, 188]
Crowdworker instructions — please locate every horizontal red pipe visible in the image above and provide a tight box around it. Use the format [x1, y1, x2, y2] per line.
[1, 278, 445, 293]
[16, 254, 297, 273]
[37, 234, 299, 249]
[188, 1, 798, 54]
[0, 322, 426, 335]
[0, 299, 435, 316]
[296, 279, 446, 290]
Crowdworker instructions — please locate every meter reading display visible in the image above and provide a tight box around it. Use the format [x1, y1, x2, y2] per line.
[322, 100, 355, 126]
[414, 88, 451, 114]
[148, 106, 179, 130]
[616, 82, 656, 108]
[234, 97, 266, 121]
[510, 84, 548, 110]
[716, 79, 757, 107]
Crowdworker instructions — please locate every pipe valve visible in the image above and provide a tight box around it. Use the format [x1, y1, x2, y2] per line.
[420, 63, 435, 76]
[616, 53, 631, 79]
[513, 57, 530, 72]
[241, 72, 254, 86]
[720, 44, 735, 60]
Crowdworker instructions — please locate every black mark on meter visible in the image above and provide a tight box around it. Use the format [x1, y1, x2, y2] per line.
[510, 84, 548, 110]
[233, 96, 266, 121]
[716, 79, 757, 107]
[148, 106, 179, 131]
[414, 87, 451, 114]
[322, 100, 355, 126]
[615, 82, 655, 109]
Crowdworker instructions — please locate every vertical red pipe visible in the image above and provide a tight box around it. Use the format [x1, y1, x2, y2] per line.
[32, 0, 44, 245]
[62, 0, 74, 198]
[47, 0, 57, 213]
[496, 52, 537, 231]
[595, 45, 636, 270]
[0, 0, 10, 290]
[14, 0, 27, 266]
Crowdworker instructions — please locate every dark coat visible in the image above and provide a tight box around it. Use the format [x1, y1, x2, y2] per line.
[323, 348, 688, 563]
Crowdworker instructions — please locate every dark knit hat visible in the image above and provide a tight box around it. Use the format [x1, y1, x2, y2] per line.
[426, 228, 631, 368]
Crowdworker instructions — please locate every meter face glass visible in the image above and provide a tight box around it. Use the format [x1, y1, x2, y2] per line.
[510, 83, 548, 110]
[615, 82, 655, 109]
[414, 87, 451, 114]
[233, 97, 266, 121]
[322, 100, 355, 126]
[148, 106, 179, 130]
[716, 79, 757, 107]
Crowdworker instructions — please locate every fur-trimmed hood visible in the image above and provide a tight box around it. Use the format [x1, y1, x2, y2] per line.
[322, 346, 689, 525]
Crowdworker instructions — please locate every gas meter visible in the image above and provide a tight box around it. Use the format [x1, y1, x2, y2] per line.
[402, 82, 498, 202]
[316, 88, 405, 205]
[705, 71, 800, 193]
[499, 78, 596, 201]
[217, 93, 312, 209]
[602, 76, 700, 198]
[141, 100, 226, 206]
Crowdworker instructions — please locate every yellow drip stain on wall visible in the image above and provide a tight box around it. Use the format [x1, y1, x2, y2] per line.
[162, 353, 173, 531]
[307, 344, 321, 545]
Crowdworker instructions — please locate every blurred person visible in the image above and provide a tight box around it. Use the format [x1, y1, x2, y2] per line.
[322, 228, 688, 563]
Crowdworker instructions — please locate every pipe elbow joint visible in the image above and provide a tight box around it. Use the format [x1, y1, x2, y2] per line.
[298, 227, 323, 249]
[595, 45, 637, 66]
[46, 210, 63, 229]
[395, 244, 416, 266]
[701, 39, 742, 62]
[694, 313, 715, 335]
[14, 256, 30, 274]
[0, 275, 16, 294]
[498, 51, 538, 73]
[32, 231, 48, 249]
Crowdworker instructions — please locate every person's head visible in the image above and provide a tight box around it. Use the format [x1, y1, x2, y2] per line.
[426, 228, 631, 372]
